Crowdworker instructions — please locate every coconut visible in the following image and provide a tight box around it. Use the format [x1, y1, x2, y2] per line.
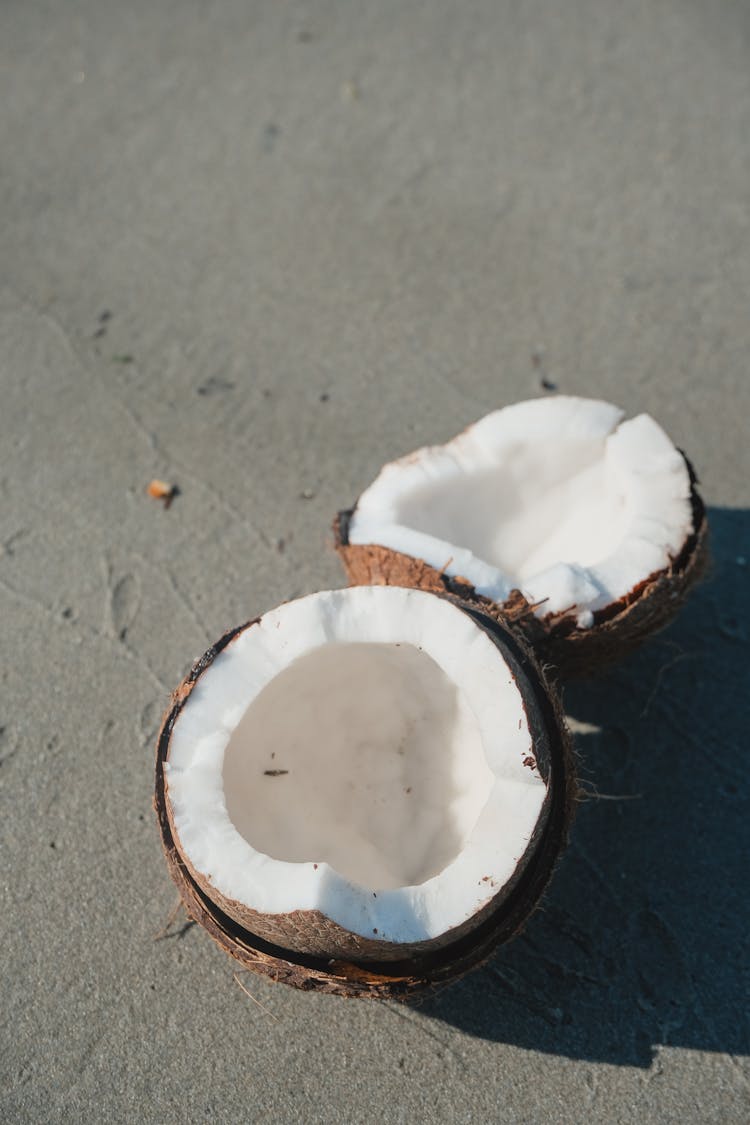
[155, 586, 573, 998]
[334, 397, 708, 677]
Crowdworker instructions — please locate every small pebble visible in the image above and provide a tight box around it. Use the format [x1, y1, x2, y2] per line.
[147, 480, 179, 509]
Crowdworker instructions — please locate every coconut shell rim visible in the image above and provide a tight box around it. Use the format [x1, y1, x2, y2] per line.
[154, 600, 575, 999]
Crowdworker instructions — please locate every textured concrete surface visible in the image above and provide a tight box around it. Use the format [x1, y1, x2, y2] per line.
[1, 1, 749, 1121]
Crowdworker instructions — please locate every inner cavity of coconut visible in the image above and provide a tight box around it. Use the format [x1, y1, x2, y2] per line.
[223, 642, 491, 889]
[165, 587, 547, 945]
[348, 397, 695, 623]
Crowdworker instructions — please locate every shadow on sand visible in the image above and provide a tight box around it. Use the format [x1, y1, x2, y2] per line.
[418, 506, 749, 1067]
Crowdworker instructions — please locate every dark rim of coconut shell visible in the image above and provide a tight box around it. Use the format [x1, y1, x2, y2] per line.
[333, 454, 709, 679]
[154, 601, 575, 1000]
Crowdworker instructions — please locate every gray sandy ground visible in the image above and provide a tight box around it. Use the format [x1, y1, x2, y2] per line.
[1, 1, 748, 1121]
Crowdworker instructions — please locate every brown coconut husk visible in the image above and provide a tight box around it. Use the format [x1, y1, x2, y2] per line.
[154, 604, 575, 998]
[333, 457, 709, 680]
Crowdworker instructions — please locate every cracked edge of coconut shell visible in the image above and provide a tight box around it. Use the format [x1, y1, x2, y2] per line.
[333, 456, 710, 680]
[154, 606, 575, 1000]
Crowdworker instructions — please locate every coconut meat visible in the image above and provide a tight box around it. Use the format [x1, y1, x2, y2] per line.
[348, 397, 694, 624]
[165, 587, 547, 947]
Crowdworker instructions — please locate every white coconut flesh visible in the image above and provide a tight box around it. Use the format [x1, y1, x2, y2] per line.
[165, 586, 548, 948]
[348, 397, 695, 627]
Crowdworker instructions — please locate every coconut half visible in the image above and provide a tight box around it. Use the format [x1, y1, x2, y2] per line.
[155, 586, 573, 997]
[335, 397, 708, 676]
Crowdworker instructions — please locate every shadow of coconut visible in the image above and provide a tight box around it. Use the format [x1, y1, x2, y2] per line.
[417, 505, 749, 1067]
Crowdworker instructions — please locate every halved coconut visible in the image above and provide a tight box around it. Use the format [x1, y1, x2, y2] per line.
[155, 586, 573, 998]
[334, 397, 708, 677]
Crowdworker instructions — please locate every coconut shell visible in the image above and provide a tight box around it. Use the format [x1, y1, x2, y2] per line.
[154, 605, 575, 998]
[333, 456, 709, 679]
